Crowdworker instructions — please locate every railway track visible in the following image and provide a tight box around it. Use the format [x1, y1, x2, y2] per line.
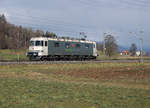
[1, 60, 150, 65]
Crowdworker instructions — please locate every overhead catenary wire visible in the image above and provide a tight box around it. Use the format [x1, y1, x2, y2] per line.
[11, 18, 98, 39]
[73, 0, 150, 9]
[5, 0, 149, 39]
[8, 12, 96, 30]
[7, 12, 98, 38]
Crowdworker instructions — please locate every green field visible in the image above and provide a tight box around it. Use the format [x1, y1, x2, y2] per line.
[97, 51, 150, 60]
[0, 49, 28, 61]
[0, 63, 150, 108]
[0, 49, 150, 61]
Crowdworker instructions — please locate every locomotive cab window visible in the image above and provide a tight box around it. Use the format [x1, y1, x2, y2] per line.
[41, 41, 44, 46]
[30, 41, 34, 46]
[45, 41, 48, 46]
[93, 44, 95, 48]
[35, 41, 41, 46]
[54, 42, 59, 47]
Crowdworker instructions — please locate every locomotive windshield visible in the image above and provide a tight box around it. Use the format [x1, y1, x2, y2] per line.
[30, 40, 44, 46]
[30, 41, 34, 46]
[35, 41, 41, 46]
[30, 41, 43, 46]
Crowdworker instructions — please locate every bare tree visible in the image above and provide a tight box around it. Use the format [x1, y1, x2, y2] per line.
[36, 30, 44, 37]
[45, 31, 57, 38]
[104, 35, 118, 57]
[0, 14, 7, 24]
[129, 43, 137, 56]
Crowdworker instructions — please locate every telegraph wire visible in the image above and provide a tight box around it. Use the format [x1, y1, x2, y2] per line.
[10, 17, 93, 34]
[7, 12, 97, 36]
[9, 12, 96, 30]
[73, 0, 150, 9]
[12, 20, 98, 38]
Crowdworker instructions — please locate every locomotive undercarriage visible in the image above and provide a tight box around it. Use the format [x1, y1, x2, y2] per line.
[29, 55, 97, 61]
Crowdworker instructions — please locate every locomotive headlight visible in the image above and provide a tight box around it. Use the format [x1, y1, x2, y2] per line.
[33, 53, 37, 56]
[37, 50, 43, 56]
[38, 50, 43, 52]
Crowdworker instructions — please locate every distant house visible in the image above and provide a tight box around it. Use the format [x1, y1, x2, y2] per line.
[120, 50, 129, 56]
[136, 51, 141, 56]
[136, 51, 146, 56]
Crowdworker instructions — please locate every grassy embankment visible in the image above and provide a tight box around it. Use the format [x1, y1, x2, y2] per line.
[0, 63, 150, 108]
[0, 49, 28, 61]
[0, 49, 150, 61]
[97, 51, 150, 60]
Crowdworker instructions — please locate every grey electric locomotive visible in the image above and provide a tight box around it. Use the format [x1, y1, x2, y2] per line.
[26, 37, 98, 60]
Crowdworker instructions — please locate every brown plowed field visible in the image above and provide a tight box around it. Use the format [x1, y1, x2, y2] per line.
[47, 64, 150, 81]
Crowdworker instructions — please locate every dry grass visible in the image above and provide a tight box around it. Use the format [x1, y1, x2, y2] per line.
[0, 63, 150, 108]
[0, 63, 150, 89]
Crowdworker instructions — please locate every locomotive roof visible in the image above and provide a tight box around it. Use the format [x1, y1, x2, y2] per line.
[31, 37, 96, 44]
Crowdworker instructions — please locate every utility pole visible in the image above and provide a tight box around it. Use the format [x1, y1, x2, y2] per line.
[140, 30, 144, 63]
[129, 30, 144, 63]
[17, 32, 20, 62]
[103, 33, 107, 55]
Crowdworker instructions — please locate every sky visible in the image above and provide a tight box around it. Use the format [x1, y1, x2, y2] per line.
[0, 0, 150, 50]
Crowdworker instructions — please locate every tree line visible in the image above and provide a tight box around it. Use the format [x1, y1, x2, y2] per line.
[0, 14, 57, 49]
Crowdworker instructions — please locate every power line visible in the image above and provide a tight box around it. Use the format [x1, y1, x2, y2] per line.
[8, 13, 98, 35]
[12, 20, 98, 38]
[8, 12, 96, 30]
[10, 18, 93, 34]
[73, 0, 150, 9]
[120, 0, 150, 7]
